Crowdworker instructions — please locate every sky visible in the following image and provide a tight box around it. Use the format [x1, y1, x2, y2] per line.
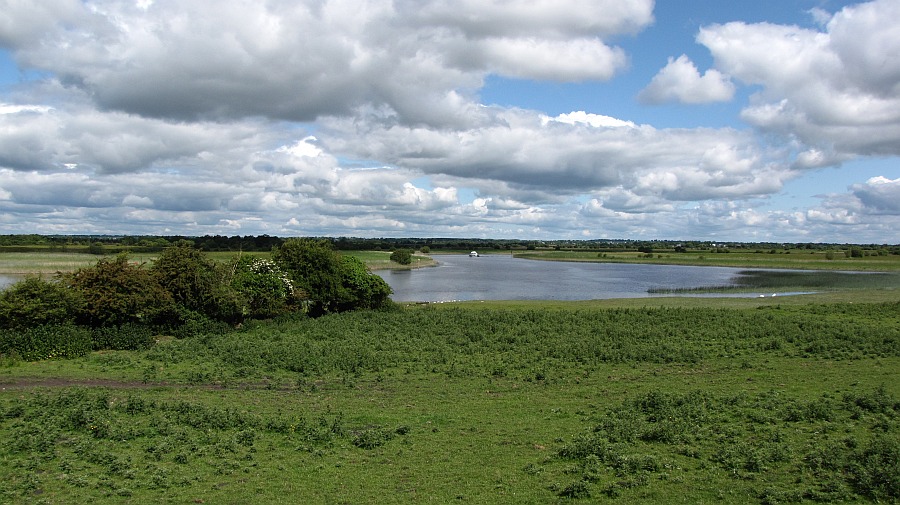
[0, 0, 898, 243]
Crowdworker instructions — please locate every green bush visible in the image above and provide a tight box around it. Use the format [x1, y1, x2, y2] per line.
[0, 276, 84, 329]
[228, 256, 297, 319]
[273, 238, 343, 316]
[337, 255, 393, 311]
[168, 308, 234, 339]
[390, 249, 412, 265]
[850, 435, 900, 500]
[91, 323, 156, 351]
[274, 238, 392, 315]
[150, 244, 241, 323]
[62, 254, 174, 328]
[0, 324, 92, 360]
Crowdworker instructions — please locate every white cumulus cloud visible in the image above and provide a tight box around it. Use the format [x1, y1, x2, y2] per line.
[698, 0, 900, 158]
[638, 54, 735, 104]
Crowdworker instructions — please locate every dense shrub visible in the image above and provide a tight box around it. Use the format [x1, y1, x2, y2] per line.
[228, 255, 297, 319]
[273, 238, 343, 316]
[62, 254, 174, 328]
[849, 435, 900, 500]
[273, 238, 392, 316]
[150, 244, 241, 323]
[390, 249, 412, 265]
[90, 323, 156, 351]
[0, 276, 84, 329]
[337, 255, 393, 311]
[0, 324, 92, 360]
[167, 308, 235, 339]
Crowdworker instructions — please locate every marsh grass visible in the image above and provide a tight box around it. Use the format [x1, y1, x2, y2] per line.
[732, 270, 900, 290]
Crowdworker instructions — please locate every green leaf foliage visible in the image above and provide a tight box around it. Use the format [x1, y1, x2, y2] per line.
[273, 238, 343, 316]
[0, 276, 84, 329]
[0, 324, 92, 360]
[389, 249, 412, 265]
[228, 256, 297, 319]
[337, 255, 392, 311]
[62, 254, 174, 328]
[273, 238, 392, 316]
[150, 244, 241, 323]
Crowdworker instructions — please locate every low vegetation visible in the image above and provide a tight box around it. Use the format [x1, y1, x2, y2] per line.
[1, 299, 898, 503]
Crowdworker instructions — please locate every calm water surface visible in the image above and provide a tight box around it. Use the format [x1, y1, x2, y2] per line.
[377, 254, 756, 302]
[0, 257, 809, 301]
[0, 274, 23, 290]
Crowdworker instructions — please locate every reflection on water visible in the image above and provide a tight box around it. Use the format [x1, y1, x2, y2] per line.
[377, 254, 765, 302]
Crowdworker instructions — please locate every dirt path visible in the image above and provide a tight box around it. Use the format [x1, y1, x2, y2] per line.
[0, 378, 223, 390]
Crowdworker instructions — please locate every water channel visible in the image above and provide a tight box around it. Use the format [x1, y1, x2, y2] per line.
[0, 255, 810, 301]
[376, 254, 785, 302]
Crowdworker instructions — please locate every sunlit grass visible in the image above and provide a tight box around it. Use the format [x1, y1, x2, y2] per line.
[1, 299, 898, 503]
[0, 252, 115, 274]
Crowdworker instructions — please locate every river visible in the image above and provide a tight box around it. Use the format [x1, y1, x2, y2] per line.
[376, 254, 771, 302]
[0, 256, 806, 301]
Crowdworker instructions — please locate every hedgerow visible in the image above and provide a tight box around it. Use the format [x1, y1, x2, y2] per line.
[1, 242, 396, 360]
[0, 324, 92, 361]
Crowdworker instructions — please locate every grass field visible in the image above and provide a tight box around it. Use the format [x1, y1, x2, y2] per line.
[515, 249, 900, 272]
[1, 299, 898, 504]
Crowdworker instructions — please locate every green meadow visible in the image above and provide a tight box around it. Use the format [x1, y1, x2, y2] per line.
[1, 298, 898, 504]
[0, 249, 898, 503]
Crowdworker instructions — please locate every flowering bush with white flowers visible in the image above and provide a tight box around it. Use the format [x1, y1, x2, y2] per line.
[230, 256, 299, 319]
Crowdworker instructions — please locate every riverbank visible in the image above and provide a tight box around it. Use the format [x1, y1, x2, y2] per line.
[0, 250, 436, 279]
[513, 249, 900, 272]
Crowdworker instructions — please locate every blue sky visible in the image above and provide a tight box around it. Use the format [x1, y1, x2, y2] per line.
[0, 0, 897, 243]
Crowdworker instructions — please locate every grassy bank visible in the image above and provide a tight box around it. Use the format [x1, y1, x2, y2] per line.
[515, 250, 900, 272]
[1, 300, 898, 503]
[0, 250, 433, 276]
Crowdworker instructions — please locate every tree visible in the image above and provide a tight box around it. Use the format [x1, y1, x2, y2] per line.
[0, 276, 84, 329]
[273, 238, 343, 315]
[62, 254, 173, 327]
[273, 238, 392, 316]
[390, 249, 412, 265]
[150, 243, 241, 323]
[337, 255, 392, 311]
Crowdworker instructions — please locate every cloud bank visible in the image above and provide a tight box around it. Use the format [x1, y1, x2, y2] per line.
[0, 0, 897, 241]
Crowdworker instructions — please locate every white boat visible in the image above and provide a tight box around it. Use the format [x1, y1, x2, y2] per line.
[469, 251, 479, 257]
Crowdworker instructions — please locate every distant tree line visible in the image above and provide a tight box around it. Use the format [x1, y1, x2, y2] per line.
[2, 234, 897, 255]
[0, 239, 392, 360]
